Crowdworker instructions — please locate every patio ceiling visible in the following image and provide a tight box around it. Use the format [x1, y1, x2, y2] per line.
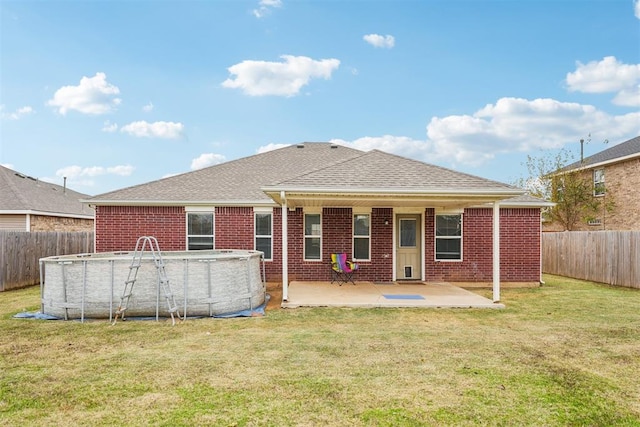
[264, 189, 525, 209]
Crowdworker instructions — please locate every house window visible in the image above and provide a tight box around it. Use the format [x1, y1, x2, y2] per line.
[593, 168, 605, 196]
[255, 212, 272, 260]
[435, 214, 462, 261]
[304, 213, 322, 260]
[353, 214, 370, 260]
[187, 212, 214, 250]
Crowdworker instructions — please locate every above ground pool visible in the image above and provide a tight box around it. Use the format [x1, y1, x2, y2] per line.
[40, 247, 266, 322]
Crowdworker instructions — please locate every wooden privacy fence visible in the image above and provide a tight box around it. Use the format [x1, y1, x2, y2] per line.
[0, 231, 94, 291]
[542, 231, 640, 289]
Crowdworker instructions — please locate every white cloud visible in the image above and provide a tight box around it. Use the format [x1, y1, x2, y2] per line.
[256, 143, 290, 153]
[333, 97, 640, 168]
[363, 34, 395, 49]
[330, 136, 428, 160]
[1, 163, 15, 170]
[1, 105, 34, 120]
[222, 55, 340, 97]
[53, 164, 134, 188]
[635, 0, 640, 19]
[566, 56, 640, 106]
[56, 165, 135, 179]
[191, 153, 227, 170]
[102, 120, 118, 132]
[120, 120, 184, 139]
[426, 97, 639, 165]
[143, 102, 154, 112]
[253, 0, 282, 18]
[106, 165, 135, 176]
[47, 72, 121, 115]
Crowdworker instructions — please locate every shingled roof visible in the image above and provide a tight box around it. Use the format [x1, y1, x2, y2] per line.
[87, 142, 527, 206]
[563, 135, 640, 171]
[266, 149, 519, 192]
[0, 165, 94, 218]
[88, 143, 363, 205]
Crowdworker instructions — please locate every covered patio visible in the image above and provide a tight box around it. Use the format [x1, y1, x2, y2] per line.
[281, 281, 505, 309]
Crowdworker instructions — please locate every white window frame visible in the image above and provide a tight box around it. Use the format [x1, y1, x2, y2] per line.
[435, 214, 463, 262]
[353, 213, 371, 261]
[593, 168, 605, 197]
[254, 209, 273, 261]
[186, 211, 215, 251]
[304, 213, 322, 261]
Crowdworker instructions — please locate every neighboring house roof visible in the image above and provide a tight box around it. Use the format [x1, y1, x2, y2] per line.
[562, 135, 640, 172]
[0, 165, 94, 218]
[87, 142, 538, 208]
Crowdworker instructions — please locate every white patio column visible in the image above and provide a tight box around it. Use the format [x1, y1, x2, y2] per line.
[492, 201, 500, 302]
[281, 191, 289, 301]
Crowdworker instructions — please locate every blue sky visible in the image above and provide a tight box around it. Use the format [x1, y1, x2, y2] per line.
[1, 0, 639, 196]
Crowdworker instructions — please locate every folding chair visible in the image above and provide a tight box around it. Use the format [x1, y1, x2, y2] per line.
[330, 253, 358, 285]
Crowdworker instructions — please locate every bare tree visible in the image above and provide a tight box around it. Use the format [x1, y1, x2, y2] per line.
[514, 148, 612, 231]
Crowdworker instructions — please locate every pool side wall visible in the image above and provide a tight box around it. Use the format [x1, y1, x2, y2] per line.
[40, 250, 265, 319]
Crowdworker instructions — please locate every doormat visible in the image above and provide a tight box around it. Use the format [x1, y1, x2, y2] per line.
[383, 294, 425, 300]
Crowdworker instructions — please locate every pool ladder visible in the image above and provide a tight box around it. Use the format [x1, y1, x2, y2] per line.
[112, 236, 182, 325]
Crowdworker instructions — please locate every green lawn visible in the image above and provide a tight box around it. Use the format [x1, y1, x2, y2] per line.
[1, 275, 639, 426]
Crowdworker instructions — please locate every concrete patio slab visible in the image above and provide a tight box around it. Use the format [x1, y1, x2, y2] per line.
[281, 281, 505, 309]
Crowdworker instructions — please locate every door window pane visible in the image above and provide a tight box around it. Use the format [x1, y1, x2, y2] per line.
[400, 219, 416, 247]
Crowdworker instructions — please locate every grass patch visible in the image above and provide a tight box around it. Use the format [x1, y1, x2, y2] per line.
[1, 275, 639, 426]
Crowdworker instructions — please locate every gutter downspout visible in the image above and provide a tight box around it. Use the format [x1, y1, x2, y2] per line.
[281, 191, 289, 301]
[492, 201, 500, 303]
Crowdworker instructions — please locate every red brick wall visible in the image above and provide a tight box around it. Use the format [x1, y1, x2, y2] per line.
[214, 207, 253, 250]
[369, 208, 394, 282]
[214, 207, 284, 282]
[286, 208, 350, 281]
[95, 204, 541, 282]
[285, 207, 393, 282]
[424, 208, 540, 282]
[499, 208, 541, 281]
[95, 206, 186, 252]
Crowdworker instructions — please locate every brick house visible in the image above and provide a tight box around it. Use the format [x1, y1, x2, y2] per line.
[544, 135, 640, 231]
[0, 165, 94, 232]
[85, 143, 550, 302]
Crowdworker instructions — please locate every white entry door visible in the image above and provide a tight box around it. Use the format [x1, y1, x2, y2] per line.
[396, 215, 422, 280]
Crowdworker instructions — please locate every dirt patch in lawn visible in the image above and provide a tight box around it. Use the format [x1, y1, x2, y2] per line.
[265, 282, 282, 311]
